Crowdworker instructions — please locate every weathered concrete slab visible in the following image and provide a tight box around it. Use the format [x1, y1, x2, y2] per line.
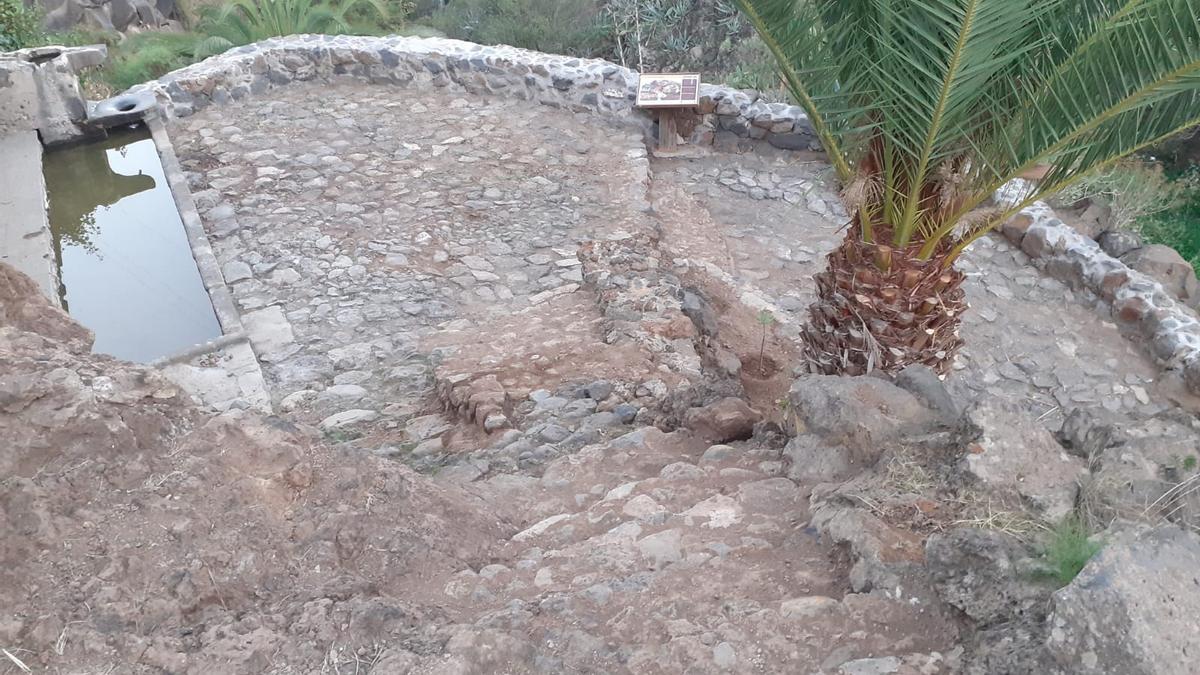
[0, 132, 59, 307]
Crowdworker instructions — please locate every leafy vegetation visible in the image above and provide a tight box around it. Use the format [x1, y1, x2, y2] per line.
[202, 0, 389, 44]
[0, 0, 41, 51]
[1138, 170, 1200, 273]
[102, 32, 232, 91]
[734, 0, 1200, 375]
[424, 0, 602, 57]
[1038, 517, 1102, 588]
[1053, 162, 1200, 272]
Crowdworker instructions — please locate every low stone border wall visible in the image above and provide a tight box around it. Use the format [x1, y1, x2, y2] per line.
[128, 34, 817, 151]
[996, 181, 1200, 392]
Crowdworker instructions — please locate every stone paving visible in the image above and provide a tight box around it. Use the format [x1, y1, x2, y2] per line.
[174, 80, 1190, 447]
[173, 81, 656, 438]
[651, 154, 1172, 428]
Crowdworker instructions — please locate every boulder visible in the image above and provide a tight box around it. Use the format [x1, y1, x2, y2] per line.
[1080, 416, 1200, 529]
[1120, 244, 1200, 308]
[683, 396, 761, 443]
[1096, 229, 1142, 259]
[959, 402, 1087, 521]
[1047, 525, 1200, 674]
[39, 0, 176, 33]
[894, 365, 959, 423]
[925, 528, 1048, 625]
[786, 375, 937, 479]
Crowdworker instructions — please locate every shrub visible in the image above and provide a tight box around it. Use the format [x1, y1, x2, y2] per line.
[1138, 176, 1200, 273]
[104, 32, 231, 90]
[1038, 517, 1102, 588]
[202, 0, 390, 44]
[0, 0, 43, 51]
[1052, 161, 1196, 231]
[426, 0, 602, 56]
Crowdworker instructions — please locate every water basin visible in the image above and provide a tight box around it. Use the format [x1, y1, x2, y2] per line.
[43, 125, 221, 363]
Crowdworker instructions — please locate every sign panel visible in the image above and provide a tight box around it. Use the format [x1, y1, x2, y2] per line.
[636, 73, 701, 108]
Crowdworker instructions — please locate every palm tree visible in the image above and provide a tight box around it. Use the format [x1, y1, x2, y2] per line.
[734, 0, 1200, 375]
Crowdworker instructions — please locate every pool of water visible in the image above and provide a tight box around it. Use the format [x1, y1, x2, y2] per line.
[43, 125, 222, 363]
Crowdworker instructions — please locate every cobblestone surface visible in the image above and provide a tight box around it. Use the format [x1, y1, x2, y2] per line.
[174, 82, 654, 437]
[652, 154, 1172, 427]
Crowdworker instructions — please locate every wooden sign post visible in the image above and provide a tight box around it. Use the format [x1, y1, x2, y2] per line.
[636, 73, 701, 153]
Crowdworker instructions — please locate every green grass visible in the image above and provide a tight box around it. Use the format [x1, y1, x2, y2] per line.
[1038, 516, 1103, 588]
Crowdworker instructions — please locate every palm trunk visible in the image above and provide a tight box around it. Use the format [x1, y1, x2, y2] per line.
[803, 224, 967, 376]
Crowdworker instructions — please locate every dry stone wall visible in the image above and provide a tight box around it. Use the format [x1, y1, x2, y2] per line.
[995, 181, 1200, 392]
[128, 34, 818, 151]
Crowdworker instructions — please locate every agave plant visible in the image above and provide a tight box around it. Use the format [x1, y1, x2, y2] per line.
[205, 0, 389, 44]
[734, 0, 1200, 375]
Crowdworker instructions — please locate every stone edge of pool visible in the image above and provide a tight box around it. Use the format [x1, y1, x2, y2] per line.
[143, 112, 273, 413]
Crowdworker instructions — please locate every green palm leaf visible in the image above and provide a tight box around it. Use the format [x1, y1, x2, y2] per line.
[735, 0, 1200, 261]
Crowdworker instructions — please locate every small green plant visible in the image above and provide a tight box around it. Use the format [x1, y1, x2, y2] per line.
[1038, 516, 1103, 588]
[1185, 455, 1199, 472]
[324, 428, 362, 444]
[0, 0, 43, 51]
[755, 309, 774, 377]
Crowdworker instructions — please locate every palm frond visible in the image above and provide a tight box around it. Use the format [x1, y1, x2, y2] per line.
[737, 0, 1200, 262]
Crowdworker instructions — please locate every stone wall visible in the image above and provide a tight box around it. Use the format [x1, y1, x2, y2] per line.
[996, 181, 1200, 392]
[128, 34, 818, 151]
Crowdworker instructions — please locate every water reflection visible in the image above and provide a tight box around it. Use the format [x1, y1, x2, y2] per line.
[43, 126, 222, 363]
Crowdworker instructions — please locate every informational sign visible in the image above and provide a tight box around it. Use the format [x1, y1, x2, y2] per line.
[636, 73, 701, 108]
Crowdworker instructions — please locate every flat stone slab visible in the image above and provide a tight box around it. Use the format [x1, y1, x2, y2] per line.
[0, 132, 59, 307]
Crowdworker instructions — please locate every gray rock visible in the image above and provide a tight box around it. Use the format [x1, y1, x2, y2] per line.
[612, 403, 639, 424]
[894, 365, 959, 423]
[837, 657, 900, 675]
[584, 380, 614, 400]
[1120, 244, 1200, 307]
[712, 642, 737, 669]
[1057, 408, 1121, 459]
[636, 529, 683, 568]
[1047, 525, 1200, 674]
[683, 397, 761, 443]
[538, 424, 571, 443]
[1097, 229, 1143, 258]
[925, 527, 1048, 625]
[681, 289, 719, 337]
[319, 409, 378, 431]
[960, 402, 1087, 521]
[788, 375, 935, 477]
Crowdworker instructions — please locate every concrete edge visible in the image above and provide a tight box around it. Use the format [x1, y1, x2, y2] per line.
[146, 112, 246, 338]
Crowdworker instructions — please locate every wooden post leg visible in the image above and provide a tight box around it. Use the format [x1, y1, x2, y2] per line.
[659, 109, 678, 150]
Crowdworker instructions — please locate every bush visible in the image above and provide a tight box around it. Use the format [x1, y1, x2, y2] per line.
[0, 0, 43, 51]
[202, 0, 389, 44]
[1052, 160, 1195, 231]
[104, 32, 230, 90]
[1138, 173, 1200, 273]
[426, 0, 602, 56]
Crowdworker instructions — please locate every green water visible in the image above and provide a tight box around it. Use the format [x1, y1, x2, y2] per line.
[43, 126, 222, 363]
